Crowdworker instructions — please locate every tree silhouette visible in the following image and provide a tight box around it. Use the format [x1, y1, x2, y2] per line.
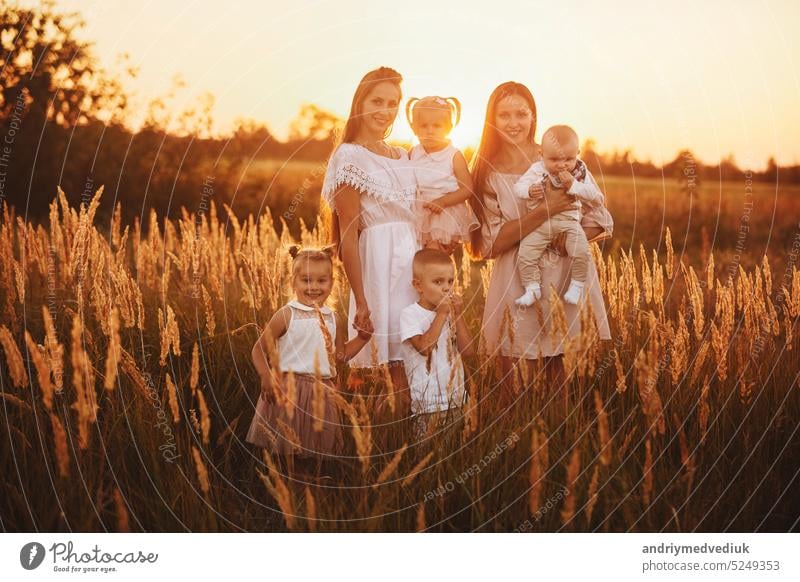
[288, 103, 341, 141]
[0, 0, 129, 127]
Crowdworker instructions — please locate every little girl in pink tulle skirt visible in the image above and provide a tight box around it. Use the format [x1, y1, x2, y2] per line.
[247, 245, 371, 476]
[406, 96, 478, 254]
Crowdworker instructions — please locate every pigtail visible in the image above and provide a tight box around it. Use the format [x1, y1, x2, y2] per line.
[445, 97, 462, 127]
[287, 245, 301, 260]
[320, 244, 337, 260]
[405, 97, 420, 127]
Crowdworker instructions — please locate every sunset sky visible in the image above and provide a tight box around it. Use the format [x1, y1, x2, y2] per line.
[46, 0, 800, 168]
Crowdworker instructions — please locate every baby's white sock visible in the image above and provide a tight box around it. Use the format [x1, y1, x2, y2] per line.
[563, 279, 585, 305]
[515, 282, 542, 307]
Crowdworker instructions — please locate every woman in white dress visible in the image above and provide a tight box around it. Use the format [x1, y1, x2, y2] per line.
[321, 67, 418, 417]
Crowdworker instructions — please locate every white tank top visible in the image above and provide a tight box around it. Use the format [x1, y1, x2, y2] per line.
[277, 300, 337, 378]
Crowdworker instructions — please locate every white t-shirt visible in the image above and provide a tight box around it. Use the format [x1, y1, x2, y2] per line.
[400, 302, 466, 414]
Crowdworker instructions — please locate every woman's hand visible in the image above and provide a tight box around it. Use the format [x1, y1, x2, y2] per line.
[542, 181, 577, 216]
[353, 301, 374, 336]
[550, 231, 568, 256]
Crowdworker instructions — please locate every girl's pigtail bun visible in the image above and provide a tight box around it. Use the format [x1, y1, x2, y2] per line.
[287, 245, 301, 260]
[405, 97, 420, 127]
[445, 97, 462, 127]
[320, 244, 337, 259]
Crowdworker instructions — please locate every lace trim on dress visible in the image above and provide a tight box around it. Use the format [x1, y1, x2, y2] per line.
[322, 163, 416, 205]
[321, 145, 416, 206]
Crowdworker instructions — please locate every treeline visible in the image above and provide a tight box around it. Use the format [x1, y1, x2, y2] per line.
[579, 142, 791, 187]
[0, 2, 336, 229]
[0, 2, 795, 232]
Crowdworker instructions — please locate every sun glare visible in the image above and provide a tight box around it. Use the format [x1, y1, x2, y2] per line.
[448, 117, 481, 150]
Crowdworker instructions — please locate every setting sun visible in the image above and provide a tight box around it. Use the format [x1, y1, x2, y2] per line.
[45, 0, 800, 168]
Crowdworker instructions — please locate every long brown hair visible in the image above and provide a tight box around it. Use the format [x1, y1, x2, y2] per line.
[467, 82, 538, 257]
[337, 66, 403, 146]
[328, 67, 403, 252]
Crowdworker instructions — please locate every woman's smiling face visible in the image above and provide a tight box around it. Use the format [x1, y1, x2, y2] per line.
[359, 81, 401, 137]
[494, 94, 534, 146]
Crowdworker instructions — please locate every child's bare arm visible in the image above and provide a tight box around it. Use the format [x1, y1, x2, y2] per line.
[450, 295, 475, 357]
[422, 151, 475, 212]
[251, 307, 291, 394]
[454, 318, 474, 357]
[407, 309, 448, 356]
[335, 317, 372, 363]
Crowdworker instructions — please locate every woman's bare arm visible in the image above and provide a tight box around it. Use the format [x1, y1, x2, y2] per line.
[333, 185, 374, 334]
[584, 226, 605, 242]
[484, 188, 576, 259]
[333, 185, 366, 305]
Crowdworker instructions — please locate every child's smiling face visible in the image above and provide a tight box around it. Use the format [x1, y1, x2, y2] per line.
[412, 108, 451, 151]
[542, 134, 579, 175]
[293, 259, 333, 307]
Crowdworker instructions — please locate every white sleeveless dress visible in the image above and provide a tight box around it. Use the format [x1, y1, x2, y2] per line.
[409, 142, 478, 246]
[322, 143, 419, 367]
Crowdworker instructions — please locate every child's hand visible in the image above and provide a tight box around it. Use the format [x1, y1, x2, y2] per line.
[528, 182, 546, 200]
[423, 198, 445, 214]
[260, 373, 276, 404]
[450, 293, 465, 316]
[558, 171, 574, 191]
[357, 328, 373, 341]
[436, 295, 452, 316]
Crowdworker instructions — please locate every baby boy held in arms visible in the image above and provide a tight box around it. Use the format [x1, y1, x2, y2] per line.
[399, 249, 474, 438]
[512, 125, 607, 307]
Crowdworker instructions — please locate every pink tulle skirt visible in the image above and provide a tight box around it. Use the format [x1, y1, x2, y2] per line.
[415, 197, 479, 247]
[245, 373, 344, 458]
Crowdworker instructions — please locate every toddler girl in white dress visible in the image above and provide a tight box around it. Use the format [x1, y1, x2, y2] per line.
[406, 96, 478, 254]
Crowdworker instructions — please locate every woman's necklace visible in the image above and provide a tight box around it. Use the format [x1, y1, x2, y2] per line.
[354, 138, 395, 159]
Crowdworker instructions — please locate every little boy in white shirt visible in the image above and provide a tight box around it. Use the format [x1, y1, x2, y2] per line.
[400, 249, 474, 436]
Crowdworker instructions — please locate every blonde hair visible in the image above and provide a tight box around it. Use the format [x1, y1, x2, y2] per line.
[412, 248, 454, 279]
[542, 125, 579, 149]
[287, 244, 335, 278]
[406, 96, 462, 132]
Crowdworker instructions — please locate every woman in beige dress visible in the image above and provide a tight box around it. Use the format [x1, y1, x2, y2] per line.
[469, 82, 613, 410]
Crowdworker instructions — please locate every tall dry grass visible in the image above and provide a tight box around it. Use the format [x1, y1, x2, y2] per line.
[0, 186, 798, 532]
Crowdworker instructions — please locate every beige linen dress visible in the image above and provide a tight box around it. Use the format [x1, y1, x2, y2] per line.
[479, 172, 613, 359]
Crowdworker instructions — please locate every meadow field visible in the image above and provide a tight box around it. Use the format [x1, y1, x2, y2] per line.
[0, 170, 798, 532]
